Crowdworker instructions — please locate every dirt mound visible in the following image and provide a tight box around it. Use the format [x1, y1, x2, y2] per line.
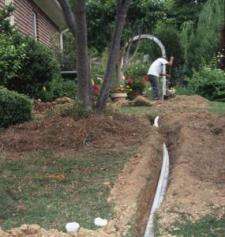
[33, 97, 74, 113]
[0, 114, 149, 153]
[157, 95, 208, 115]
[158, 110, 225, 235]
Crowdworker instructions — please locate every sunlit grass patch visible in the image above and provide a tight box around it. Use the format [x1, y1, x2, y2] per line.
[120, 106, 159, 115]
[208, 101, 225, 113]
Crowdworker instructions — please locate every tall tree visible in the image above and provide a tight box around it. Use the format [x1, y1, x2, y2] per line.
[58, 0, 92, 112]
[58, 0, 130, 112]
[96, 0, 130, 109]
[86, 0, 165, 54]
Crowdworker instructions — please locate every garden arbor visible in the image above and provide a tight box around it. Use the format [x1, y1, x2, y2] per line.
[121, 34, 167, 98]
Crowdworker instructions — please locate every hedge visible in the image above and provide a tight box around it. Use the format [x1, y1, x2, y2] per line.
[0, 87, 32, 127]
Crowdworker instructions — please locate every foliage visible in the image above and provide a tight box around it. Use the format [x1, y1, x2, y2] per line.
[175, 86, 194, 96]
[125, 0, 166, 37]
[0, 87, 32, 127]
[86, 0, 166, 53]
[0, 33, 61, 98]
[0, 33, 26, 84]
[180, 0, 225, 70]
[125, 63, 148, 79]
[165, 0, 207, 29]
[0, 4, 14, 34]
[124, 63, 148, 99]
[188, 67, 225, 101]
[60, 31, 77, 70]
[87, 0, 116, 53]
[37, 78, 76, 102]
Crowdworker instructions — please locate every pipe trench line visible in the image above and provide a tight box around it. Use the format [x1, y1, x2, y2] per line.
[144, 116, 170, 237]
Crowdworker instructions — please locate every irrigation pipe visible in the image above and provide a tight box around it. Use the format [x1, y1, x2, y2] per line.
[153, 116, 160, 128]
[144, 117, 170, 237]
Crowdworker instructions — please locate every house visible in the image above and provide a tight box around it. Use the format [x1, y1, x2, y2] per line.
[0, 0, 66, 48]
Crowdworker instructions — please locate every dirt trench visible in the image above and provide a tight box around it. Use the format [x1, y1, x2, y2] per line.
[1, 96, 225, 237]
[156, 111, 225, 235]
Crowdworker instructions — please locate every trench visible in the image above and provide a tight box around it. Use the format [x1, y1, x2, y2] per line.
[134, 115, 177, 237]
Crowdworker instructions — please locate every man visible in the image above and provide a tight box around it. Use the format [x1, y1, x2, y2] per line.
[147, 56, 174, 100]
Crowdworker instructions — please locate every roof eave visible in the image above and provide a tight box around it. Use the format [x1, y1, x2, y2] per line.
[32, 0, 67, 31]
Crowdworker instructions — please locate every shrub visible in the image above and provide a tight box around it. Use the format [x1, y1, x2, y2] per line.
[0, 33, 26, 84]
[37, 78, 76, 102]
[0, 87, 32, 127]
[0, 33, 61, 99]
[188, 67, 225, 101]
[9, 35, 60, 98]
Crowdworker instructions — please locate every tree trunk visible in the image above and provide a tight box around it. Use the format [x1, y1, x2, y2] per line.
[74, 0, 92, 112]
[58, 0, 92, 112]
[96, 0, 130, 110]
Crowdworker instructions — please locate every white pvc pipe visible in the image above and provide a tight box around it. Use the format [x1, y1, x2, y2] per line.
[153, 116, 159, 128]
[144, 117, 170, 237]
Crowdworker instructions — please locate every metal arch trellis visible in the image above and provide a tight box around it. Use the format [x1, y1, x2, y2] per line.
[121, 34, 167, 98]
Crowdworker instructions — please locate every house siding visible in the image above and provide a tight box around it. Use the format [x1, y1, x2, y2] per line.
[12, 0, 59, 47]
[0, 0, 4, 9]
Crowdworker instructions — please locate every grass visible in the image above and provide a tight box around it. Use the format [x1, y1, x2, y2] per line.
[120, 106, 160, 116]
[208, 101, 225, 113]
[0, 147, 135, 231]
[169, 215, 225, 237]
[175, 86, 194, 96]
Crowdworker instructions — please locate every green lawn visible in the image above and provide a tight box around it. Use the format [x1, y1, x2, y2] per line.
[208, 101, 225, 113]
[0, 147, 135, 231]
[120, 106, 157, 114]
[169, 215, 225, 237]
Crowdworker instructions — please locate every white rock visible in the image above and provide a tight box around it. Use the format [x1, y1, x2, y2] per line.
[94, 217, 108, 227]
[65, 222, 80, 233]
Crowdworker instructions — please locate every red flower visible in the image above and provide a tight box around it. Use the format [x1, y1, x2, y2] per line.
[93, 84, 100, 96]
[144, 75, 149, 81]
[126, 78, 134, 85]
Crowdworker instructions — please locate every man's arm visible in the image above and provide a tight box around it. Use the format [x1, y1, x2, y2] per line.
[168, 56, 174, 66]
[160, 56, 174, 77]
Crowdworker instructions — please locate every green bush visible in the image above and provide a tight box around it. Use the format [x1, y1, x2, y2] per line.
[0, 87, 32, 127]
[9, 35, 60, 97]
[38, 78, 76, 102]
[0, 33, 61, 99]
[188, 67, 225, 101]
[0, 33, 26, 84]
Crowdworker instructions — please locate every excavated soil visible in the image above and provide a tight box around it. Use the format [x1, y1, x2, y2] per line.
[0, 114, 149, 153]
[157, 96, 225, 236]
[0, 95, 225, 237]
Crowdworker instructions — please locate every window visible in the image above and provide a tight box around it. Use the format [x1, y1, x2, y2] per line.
[32, 11, 37, 40]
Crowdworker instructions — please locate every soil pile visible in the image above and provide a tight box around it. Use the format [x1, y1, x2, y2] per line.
[0, 114, 149, 153]
[157, 98, 225, 236]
